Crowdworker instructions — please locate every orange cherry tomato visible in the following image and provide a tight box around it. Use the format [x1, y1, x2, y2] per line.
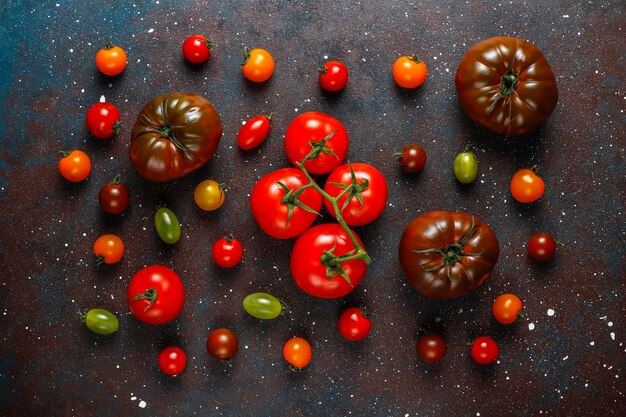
[58, 150, 91, 182]
[242, 47, 274, 82]
[93, 234, 124, 265]
[392, 55, 428, 88]
[283, 337, 312, 369]
[492, 293, 523, 324]
[510, 167, 545, 203]
[95, 43, 127, 76]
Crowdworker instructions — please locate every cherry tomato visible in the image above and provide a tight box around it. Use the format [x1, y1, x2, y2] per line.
[323, 163, 388, 227]
[492, 294, 523, 324]
[243, 292, 286, 320]
[283, 337, 312, 369]
[416, 334, 447, 364]
[95, 43, 127, 76]
[338, 307, 371, 341]
[212, 236, 243, 268]
[85, 102, 120, 139]
[58, 150, 91, 182]
[99, 175, 130, 215]
[528, 232, 557, 260]
[127, 265, 185, 325]
[237, 114, 272, 150]
[471, 336, 499, 365]
[510, 167, 545, 203]
[396, 144, 427, 173]
[454, 147, 478, 184]
[319, 61, 349, 92]
[158, 347, 187, 376]
[182, 34, 212, 64]
[242, 47, 274, 82]
[392, 55, 428, 88]
[207, 328, 239, 361]
[155, 206, 181, 244]
[194, 179, 225, 211]
[80, 308, 119, 335]
[93, 234, 124, 265]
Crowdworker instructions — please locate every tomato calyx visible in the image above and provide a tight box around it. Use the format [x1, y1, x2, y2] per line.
[266, 112, 273, 123]
[318, 65, 328, 76]
[60, 150, 71, 157]
[113, 119, 121, 135]
[327, 164, 369, 211]
[530, 164, 541, 174]
[140, 98, 192, 152]
[103, 42, 115, 50]
[319, 244, 361, 286]
[95, 254, 106, 266]
[277, 181, 321, 226]
[132, 288, 158, 311]
[110, 174, 122, 184]
[408, 54, 422, 63]
[360, 306, 370, 319]
[204, 39, 214, 50]
[242, 46, 251, 65]
[498, 68, 521, 97]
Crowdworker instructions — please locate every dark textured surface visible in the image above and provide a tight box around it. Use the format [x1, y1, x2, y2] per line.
[1, 1, 625, 416]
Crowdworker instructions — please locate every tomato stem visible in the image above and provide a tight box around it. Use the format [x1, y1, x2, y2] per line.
[132, 288, 158, 311]
[266, 112, 273, 123]
[111, 174, 122, 184]
[95, 254, 105, 266]
[242, 46, 251, 65]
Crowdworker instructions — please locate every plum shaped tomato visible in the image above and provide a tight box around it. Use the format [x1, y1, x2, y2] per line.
[158, 347, 187, 376]
[455, 36, 558, 136]
[95, 43, 127, 76]
[80, 308, 119, 335]
[58, 150, 91, 182]
[284, 112, 349, 175]
[241, 47, 274, 82]
[243, 292, 286, 320]
[398, 211, 500, 298]
[338, 307, 371, 341]
[127, 265, 185, 325]
[237, 113, 272, 150]
[182, 34, 212, 64]
[250, 168, 322, 239]
[318, 61, 349, 92]
[290, 224, 367, 298]
[130, 93, 222, 182]
[86, 102, 121, 139]
[99, 175, 130, 215]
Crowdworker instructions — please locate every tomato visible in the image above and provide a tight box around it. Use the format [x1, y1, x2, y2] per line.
[207, 328, 239, 361]
[454, 147, 478, 184]
[194, 179, 225, 211]
[250, 168, 322, 239]
[80, 308, 119, 335]
[492, 294, 523, 324]
[155, 206, 181, 244]
[242, 292, 286, 320]
[212, 236, 243, 268]
[323, 163, 388, 227]
[395, 144, 427, 173]
[338, 307, 371, 341]
[528, 232, 557, 261]
[471, 336, 499, 365]
[399, 211, 500, 298]
[284, 112, 349, 175]
[318, 61, 349, 92]
[237, 114, 272, 150]
[392, 55, 427, 88]
[241, 47, 274, 82]
[99, 175, 130, 215]
[510, 168, 544, 203]
[455, 36, 558, 136]
[127, 265, 185, 325]
[416, 334, 447, 363]
[290, 224, 367, 298]
[158, 347, 187, 376]
[93, 234, 124, 265]
[283, 337, 312, 369]
[182, 34, 212, 64]
[85, 102, 120, 139]
[58, 150, 91, 182]
[130, 93, 222, 182]
[95, 43, 127, 76]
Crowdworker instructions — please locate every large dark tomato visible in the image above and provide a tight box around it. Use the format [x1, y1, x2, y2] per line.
[130, 93, 222, 182]
[250, 168, 322, 239]
[398, 211, 499, 298]
[284, 112, 349, 175]
[127, 265, 185, 325]
[290, 224, 367, 298]
[455, 36, 558, 136]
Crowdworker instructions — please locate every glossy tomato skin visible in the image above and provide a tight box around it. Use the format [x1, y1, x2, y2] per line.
[416, 334, 447, 363]
[454, 150, 478, 184]
[323, 163, 388, 227]
[243, 292, 284, 320]
[127, 265, 185, 325]
[95, 44, 127, 76]
[182, 34, 211, 64]
[86, 102, 121, 139]
[338, 307, 371, 341]
[471, 336, 499, 365]
[397, 144, 427, 173]
[82, 308, 119, 335]
[398, 211, 500, 298]
[158, 347, 187, 376]
[510, 168, 544, 203]
[130, 93, 222, 182]
[155, 207, 181, 244]
[237, 114, 271, 150]
[290, 224, 367, 298]
[242, 48, 274, 82]
[528, 232, 557, 260]
[492, 294, 523, 324]
[283, 337, 312, 369]
[250, 168, 322, 239]
[206, 328, 239, 360]
[455, 36, 558, 136]
[93, 234, 124, 265]
[212, 236, 243, 268]
[392, 56, 428, 88]
[319, 61, 349, 92]
[99, 176, 129, 214]
[194, 179, 225, 211]
[284, 112, 349, 175]
[58, 150, 91, 182]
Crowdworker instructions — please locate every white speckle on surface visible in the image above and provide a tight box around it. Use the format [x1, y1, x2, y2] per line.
[590, 341, 595, 346]
[139, 400, 146, 408]
[130, 396, 137, 401]
[147, 28, 154, 33]
[547, 309, 555, 316]
[99, 95, 106, 103]
[610, 332, 616, 340]
[528, 323, 535, 330]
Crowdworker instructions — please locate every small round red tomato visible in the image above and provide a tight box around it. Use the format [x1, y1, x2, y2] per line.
[319, 61, 348, 92]
[86, 102, 121, 139]
[250, 168, 322, 239]
[158, 347, 187, 376]
[492, 294, 523, 324]
[212, 236, 243, 268]
[471, 336, 499, 365]
[290, 224, 368, 298]
[528, 232, 557, 261]
[338, 307, 371, 341]
[284, 112, 349, 175]
[237, 114, 272, 150]
[392, 55, 428, 88]
[242, 47, 274, 82]
[511, 168, 545, 203]
[58, 150, 91, 182]
[207, 328, 239, 361]
[182, 34, 212, 64]
[93, 234, 124, 265]
[283, 337, 312, 369]
[416, 334, 447, 364]
[323, 163, 388, 227]
[127, 265, 185, 325]
[99, 175, 129, 214]
[95, 43, 127, 76]
[396, 144, 427, 173]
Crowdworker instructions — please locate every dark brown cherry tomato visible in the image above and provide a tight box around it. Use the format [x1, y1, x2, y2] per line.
[395, 144, 427, 173]
[416, 334, 447, 363]
[99, 175, 130, 214]
[237, 114, 272, 150]
[528, 232, 557, 260]
[207, 328, 239, 361]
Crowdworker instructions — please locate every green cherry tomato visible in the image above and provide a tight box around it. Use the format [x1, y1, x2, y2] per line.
[81, 308, 119, 335]
[454, 147, 478, 184]
[155, 207, 181, 244]
[242, 292, 286, 320]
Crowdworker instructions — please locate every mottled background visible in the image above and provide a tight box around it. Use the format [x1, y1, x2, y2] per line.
[0, 0, 624, 416]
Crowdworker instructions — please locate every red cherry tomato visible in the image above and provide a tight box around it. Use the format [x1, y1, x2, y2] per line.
[212, 236, 243, 268]
[471, 336, 499, 365]
[85, 102, 121, 139]
[237, 114, 272, 150]
[319, 61, 349, 92]
[58, 150, 91, 182]
[510, 168, 545, 203]
[283, 337, 312, 369]
[338, 307, 371, 341]
[182, 34, 212, 64]
[127, 265, 185, 325]
[416, 334, 447, 363]
[528, 232, 557, 260]
[158, 347, 187, 376]
[492, 294, 523, 324]
[206, 328, 239, 361]
[99, 175, 130, 215]
[396, 144, 427, 173]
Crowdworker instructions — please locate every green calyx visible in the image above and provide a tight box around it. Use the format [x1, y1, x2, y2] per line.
[132, 288, 158, 311]
[319, 244, 357, 287]
[327, 164, 369, 212]
[140, 96, 191, 152]
[306, 130, 338, 160]
[277, 181, 320, 226]
[499, 69, 520, 97]
[242, 46, 251, 65]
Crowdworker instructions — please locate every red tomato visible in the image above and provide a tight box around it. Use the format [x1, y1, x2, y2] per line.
[237, 114, 272, 150]
[212, 236, 243, 268]
[416, 334, 447, 363]
[58, 150, 91, 182]
[127, 265, 185, 325]
[283, 337, 312, 369]
[396, 144, 427, 173]
[319, 61, 349, 92]
[510, 168, 545, 203]
[492, 294, 523, 324]
[284, 112, 349, 175]
[290, 224, 367, 298]
[250, 168, 322, 239]
[207, 328, 239, 361]
[338, 307, 371, 341]
[528, 232, 557, 260]
[99, 175, 130, 215]
[471, 336, 499, 365]
[158, 347, 187, 376]
[182, 34, 212, 64]
[85, 102, 121, 139]
[323, 163, 388, 227]
[93, 234, 124, 265]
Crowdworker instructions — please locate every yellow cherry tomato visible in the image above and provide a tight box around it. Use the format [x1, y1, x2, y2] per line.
[194, 179, 225, 211]
[392, 55, 427, 88]
[242, 47, 274, 82]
